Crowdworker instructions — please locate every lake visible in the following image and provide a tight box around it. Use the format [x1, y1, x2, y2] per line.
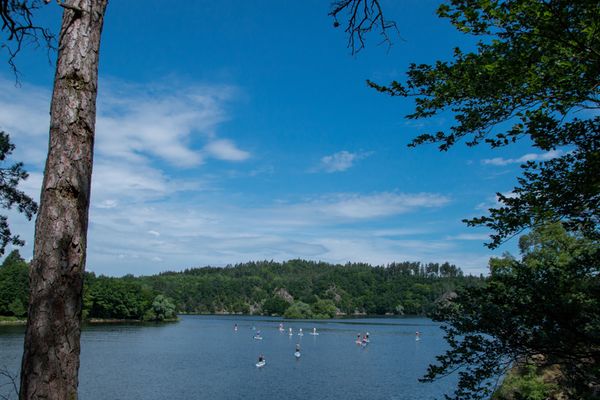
[0, 315, 458, 399]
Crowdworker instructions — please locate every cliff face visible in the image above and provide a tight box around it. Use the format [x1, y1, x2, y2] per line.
[274, 288, 294, 303]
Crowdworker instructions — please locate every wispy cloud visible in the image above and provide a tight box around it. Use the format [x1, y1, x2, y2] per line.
[204, 139, 250, 161]
[303, 192, 449, 220]
[242, 192, 450, 228]
[0, 77, 51, 162]
[446, 233, 491, 241]
[96, 80, 250, 167]
[0, 76, 252, 270]
[0, 77, 251, 168]
[80, 190, 481, 276]
[315, 150, 373, 173]
[0, 77, 493, 277]
[91, 160, 205, 207]
[475, 191, 518, 212]
[481, 150, 563, 166]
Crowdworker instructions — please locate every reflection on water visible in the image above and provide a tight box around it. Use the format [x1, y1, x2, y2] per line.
[1, 316, 457, 400]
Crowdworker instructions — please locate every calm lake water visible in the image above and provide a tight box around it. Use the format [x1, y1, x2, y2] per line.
[0, 315, 458, 399]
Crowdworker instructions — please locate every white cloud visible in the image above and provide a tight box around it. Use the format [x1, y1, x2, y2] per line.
[90, 160, 201, 205]
[249, 192, 450, 227]
[0, 77, 251, 171]
[447, 233, 491, 241]
[97, 200, 118, 209]
[482, 150, 563, 166]
[314, 192, 448, 219]
[95, 80, 250, 167]
[204, 139, 250, 161]
[0, 77, 494, 277]
[475, 191, 518, 212]
[78, 188, 456, 275]
[370, 228, 429, 237]
[15, 171, 43, 203]
[0, 77, 51, 162]
[316, 150, 373, 173]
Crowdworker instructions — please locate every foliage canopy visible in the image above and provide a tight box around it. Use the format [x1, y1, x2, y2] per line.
[369, 0, 600, 248]
[0, 132, 37, 256]
[0, 249, 28, 317]
[422, 224, 599, 399]
[0, 258, 478, 320]
[366, 0, 600, 397]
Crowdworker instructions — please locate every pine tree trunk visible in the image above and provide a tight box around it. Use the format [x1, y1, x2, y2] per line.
[19, 1, 108, 399]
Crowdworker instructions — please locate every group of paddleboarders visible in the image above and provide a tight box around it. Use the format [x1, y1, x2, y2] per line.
[284, 326, 319, 336]
[240, 322, 423, 367]
[258, 343, 301, 365]
[237, 323, 395, 367]
[356, 332, 370, 345]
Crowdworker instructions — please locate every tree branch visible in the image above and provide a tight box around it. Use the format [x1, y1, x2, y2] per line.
[0, 0, 56, 78]
[329, 0, 397, 54]
[0, 367, 18, 400]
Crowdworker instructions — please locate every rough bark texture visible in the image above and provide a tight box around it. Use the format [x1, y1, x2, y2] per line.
[19, 1, 108, 399]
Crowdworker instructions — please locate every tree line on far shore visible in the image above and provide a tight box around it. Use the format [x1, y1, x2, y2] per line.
[0, 250, 176, 322]
[0, 253, 480, 321]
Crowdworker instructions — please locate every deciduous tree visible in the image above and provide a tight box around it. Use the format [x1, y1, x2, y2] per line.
[369, 0, 599, 248]
[422, 224, 599, 399]
[366, 0, 599, 397]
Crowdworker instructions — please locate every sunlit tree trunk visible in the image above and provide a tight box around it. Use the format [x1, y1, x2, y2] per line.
[19, 1, 108, 399]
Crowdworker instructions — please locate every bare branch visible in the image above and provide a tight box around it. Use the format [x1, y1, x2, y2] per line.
[0, 367, 18, 400]
[0, 0, 56, 78]
[329, 0, 398, 55]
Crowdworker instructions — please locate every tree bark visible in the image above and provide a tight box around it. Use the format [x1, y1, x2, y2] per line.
[19, 1, 108, 399]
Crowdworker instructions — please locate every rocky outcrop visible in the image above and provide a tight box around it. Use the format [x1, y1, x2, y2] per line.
[274, 288, 294, 303]
[325, 285, 343, 303]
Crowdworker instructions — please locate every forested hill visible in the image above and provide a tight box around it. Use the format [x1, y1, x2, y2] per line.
[1, 252, 483, 320]
[137, 259, 481, 318]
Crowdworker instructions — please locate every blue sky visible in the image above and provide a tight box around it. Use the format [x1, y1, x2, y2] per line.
[0, 0, 556, 276]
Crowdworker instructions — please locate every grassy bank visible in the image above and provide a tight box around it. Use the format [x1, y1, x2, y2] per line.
[0, 316, 26, 325]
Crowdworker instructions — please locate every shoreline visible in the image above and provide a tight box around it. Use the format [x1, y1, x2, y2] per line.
[86, 318, 179, 324]
[178, 313, 423, 320]
[0, 318, 26, 326]
[0, 317, 179, 326]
